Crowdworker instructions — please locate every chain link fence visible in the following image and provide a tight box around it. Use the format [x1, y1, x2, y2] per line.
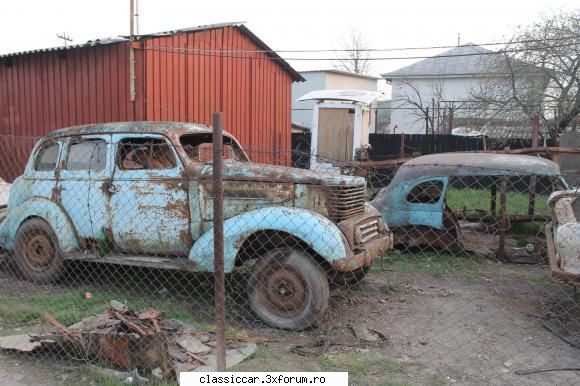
[1, 129, 580, 385]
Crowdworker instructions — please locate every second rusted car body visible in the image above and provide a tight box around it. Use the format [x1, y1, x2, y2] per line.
[371, 153, 566, 251]
[0, 122, 392, 329]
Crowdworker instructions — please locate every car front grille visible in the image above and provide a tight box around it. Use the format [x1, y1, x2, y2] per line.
[325, 184, 366, 222]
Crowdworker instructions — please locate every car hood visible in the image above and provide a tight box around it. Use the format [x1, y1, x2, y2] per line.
[199, 161, 365, 186]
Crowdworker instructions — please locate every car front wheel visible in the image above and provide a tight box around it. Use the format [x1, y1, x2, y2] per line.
[248, 248, 329, 330]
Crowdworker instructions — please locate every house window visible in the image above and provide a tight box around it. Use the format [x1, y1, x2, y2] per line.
[117, 138, 177, 170]
[65, 140, 107, 171]
[34, 143, 60, 171]
[407, 181, 444, 204]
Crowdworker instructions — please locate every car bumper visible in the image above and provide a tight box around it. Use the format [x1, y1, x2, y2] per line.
[331, 231, 393, 272]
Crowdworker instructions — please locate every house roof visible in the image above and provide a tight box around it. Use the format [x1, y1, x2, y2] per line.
[300, 69, 381, 80]
[381, 43, 507, 80]
[0, 22, 304, 82]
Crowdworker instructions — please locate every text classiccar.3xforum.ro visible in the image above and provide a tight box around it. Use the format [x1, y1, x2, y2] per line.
[196, 374, 328, 384]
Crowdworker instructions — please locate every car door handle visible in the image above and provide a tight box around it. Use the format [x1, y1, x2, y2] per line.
[108, 184, 120, 193]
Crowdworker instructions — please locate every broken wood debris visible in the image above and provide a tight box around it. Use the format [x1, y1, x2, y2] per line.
[0, 300, 256, 380]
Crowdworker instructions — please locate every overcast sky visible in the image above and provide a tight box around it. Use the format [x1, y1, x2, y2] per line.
[1, 0, 578, 77]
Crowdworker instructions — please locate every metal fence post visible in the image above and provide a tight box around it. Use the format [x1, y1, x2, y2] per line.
[212, 112, 226, 372]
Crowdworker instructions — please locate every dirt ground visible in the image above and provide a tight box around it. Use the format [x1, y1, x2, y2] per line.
[1, 260, 580, 385]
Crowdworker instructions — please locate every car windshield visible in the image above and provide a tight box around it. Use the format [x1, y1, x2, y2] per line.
[180, 134, 248, 163]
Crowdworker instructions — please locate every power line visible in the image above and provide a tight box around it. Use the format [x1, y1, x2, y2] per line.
[142, 41, 578, 61]
[144, 35, 578, 54]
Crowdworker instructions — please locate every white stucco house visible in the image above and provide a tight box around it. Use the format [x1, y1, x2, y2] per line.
[292, 69, 380, 129]
[382, 44, 511, 134]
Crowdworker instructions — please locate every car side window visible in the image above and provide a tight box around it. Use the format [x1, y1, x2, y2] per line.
[65, 140, 107, 171]
[34, 142, 60, 171]
[117, 137, 177, 170]
[407, 181, 444, 204]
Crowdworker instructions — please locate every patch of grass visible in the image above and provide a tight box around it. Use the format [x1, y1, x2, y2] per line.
[378, 382, 414, 386]
[63, 366, 177, 386]
[0, 287, 214, 329]
[381, 251, 487, 278]
[511, 222, 544, 236]
[321, 352, 370, 376]
[249, 342, 282, 361]
[320, 352, 417, 377]
[447, 187, 549, 216]
[517, 273, 552, 285]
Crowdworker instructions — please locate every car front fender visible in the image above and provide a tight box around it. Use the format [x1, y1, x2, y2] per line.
[0, 197, 79, 253]
[188, 207, 351, 272]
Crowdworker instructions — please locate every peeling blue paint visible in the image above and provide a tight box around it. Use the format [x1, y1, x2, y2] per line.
[189, 207, 351, 272]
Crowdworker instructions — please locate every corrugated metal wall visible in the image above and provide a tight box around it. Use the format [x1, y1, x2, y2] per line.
[0, 25, 292, 182]
[142, 26, 292, 165]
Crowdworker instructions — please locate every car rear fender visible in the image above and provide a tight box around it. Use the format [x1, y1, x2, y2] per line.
[0, 197, 79, 253]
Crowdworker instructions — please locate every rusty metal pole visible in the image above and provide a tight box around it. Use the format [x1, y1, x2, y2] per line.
[490, 181, 497, 217]
[497, 177, 508, 262]
[212, 112, 226, 372]
[528, 114, 540, 216]
[399, 134, 405, 158]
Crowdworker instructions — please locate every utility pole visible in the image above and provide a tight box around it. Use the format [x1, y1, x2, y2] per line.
[56, 32, 73, 47]
[130, 0, 135, 36]
[129, 0, 137, 102]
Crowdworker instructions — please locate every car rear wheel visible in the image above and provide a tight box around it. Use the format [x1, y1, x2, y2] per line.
[248, 248, 329, 330]
[14, 218, 65, 283]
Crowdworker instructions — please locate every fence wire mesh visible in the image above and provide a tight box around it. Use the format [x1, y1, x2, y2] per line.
[0, 132, 580, 385]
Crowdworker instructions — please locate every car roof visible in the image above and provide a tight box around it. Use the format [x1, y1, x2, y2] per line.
[393, 152, 561, 182]
[44, 121, 223, 139]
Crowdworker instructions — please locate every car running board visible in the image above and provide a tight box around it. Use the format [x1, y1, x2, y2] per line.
[65, 253, 197, 271]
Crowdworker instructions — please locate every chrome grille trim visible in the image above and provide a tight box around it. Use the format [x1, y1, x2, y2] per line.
[357, 219, 380, 243]
[325, 184, 366, 222]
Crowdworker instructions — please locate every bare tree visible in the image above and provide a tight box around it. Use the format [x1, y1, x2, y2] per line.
[471, 9, 580, 141]
[394, 80, 462, 134]
[334, 27, 372, 75]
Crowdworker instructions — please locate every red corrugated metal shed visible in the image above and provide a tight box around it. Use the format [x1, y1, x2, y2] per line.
[0, 22, 303, 182]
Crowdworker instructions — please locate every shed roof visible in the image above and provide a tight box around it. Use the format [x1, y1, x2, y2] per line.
[0, 22, 304, 82]
[300, 69, 381, 80]
[381, 44, 507, 80]
[297, 90, 380, 104]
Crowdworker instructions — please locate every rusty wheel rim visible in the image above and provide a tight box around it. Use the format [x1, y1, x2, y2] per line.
[22, 231, 56, 272]
[258, 263, 308, 318]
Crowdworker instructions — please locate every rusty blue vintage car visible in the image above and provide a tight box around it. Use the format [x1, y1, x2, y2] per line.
[0, 122, 392, 329]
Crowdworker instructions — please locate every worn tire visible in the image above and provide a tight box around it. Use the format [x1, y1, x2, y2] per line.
[329, 265, 371, 287]
[248, 248, 329, 330]
[14, 218, 65, 283]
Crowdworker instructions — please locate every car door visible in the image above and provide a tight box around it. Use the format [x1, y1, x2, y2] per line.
[58, 135, 112, 243]
[383, 177, 447, 230]
[25, 139, 62, 203]
[109, 133, 191, 256]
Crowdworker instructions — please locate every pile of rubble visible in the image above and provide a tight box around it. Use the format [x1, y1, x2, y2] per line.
[0, 300, 256, 381]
